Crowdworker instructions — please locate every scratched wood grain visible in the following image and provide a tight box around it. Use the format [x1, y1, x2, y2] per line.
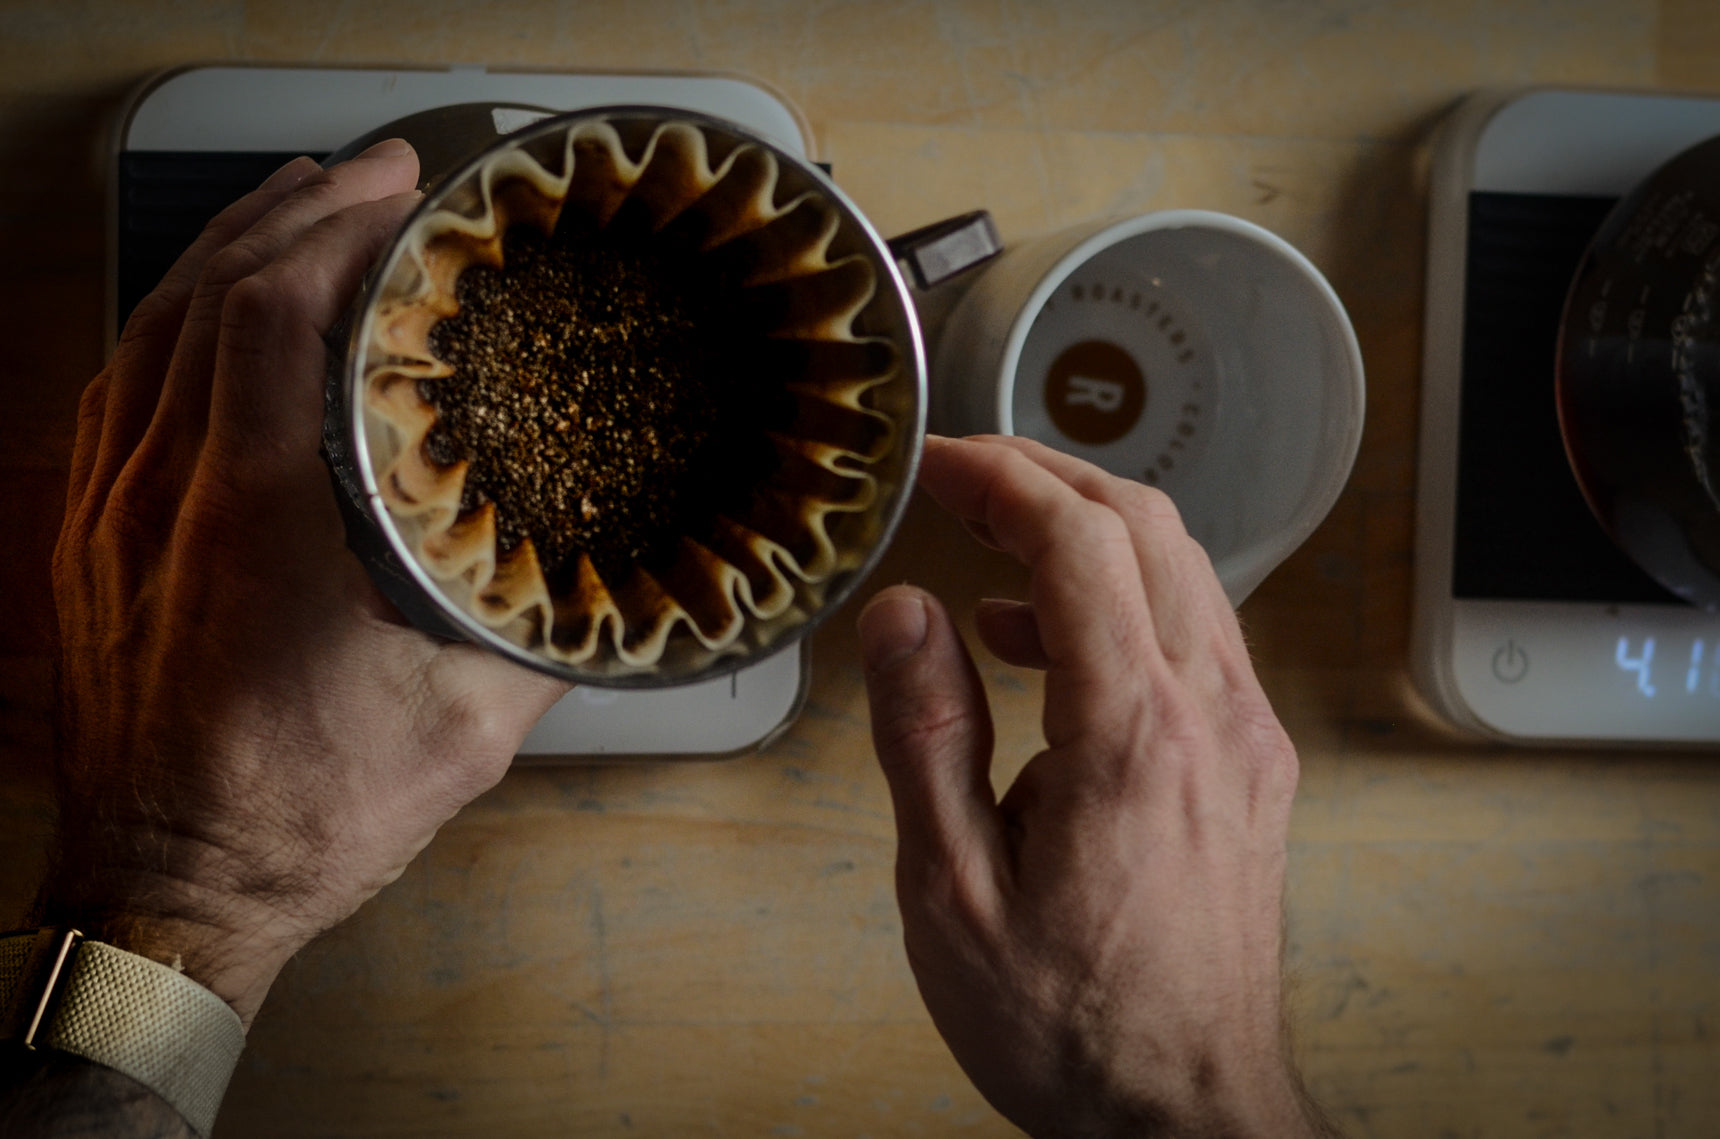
[3, 2, 1719, 1136]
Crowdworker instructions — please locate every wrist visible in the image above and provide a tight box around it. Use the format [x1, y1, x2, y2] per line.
[1114, 1062, 1335, 1139]
[1215, 1074, 1337, 1139]
[33, 868, 303, 1029]
[1066, 1029, 1330, 1139]
[1, 927, 251, 1137]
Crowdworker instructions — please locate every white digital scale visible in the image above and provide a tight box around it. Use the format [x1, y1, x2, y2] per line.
[109, 64, 814, 761]
[1414, 87, 1720, 746]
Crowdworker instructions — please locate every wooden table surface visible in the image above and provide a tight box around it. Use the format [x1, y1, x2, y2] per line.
[5, 2, 1720, 1135]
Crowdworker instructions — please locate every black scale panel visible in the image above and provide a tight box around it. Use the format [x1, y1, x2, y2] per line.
[116, 151, 307, 331]
[1453, 190, 1681, 606]
[116, 150, 838, 334]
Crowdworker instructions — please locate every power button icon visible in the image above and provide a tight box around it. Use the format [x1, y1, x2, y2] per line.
[1492, 640, 1529, 684]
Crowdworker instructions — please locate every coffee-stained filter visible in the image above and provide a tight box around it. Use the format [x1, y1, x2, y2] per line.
[351, 111, 915, 681]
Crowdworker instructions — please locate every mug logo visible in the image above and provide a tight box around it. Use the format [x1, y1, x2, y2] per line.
[1065, 376, 1126, 411]
[1043, 340, 1145, 445]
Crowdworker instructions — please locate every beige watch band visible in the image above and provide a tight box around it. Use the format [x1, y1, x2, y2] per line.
[0, 928, 245, 1137]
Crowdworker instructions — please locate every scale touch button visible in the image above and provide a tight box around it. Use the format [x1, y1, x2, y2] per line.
[1491, 639, 1530, 684]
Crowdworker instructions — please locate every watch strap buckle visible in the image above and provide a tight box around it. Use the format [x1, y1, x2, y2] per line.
[0, 927, 84, 1049]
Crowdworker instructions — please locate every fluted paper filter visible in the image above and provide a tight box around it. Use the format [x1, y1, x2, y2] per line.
[356, 114, 903, 678]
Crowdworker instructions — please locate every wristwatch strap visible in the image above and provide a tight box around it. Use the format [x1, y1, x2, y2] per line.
[0, 928, 245, 1137]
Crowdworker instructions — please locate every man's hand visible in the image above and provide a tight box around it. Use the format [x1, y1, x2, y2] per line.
[42, 140, 568, 1029]
[858, 435, 1331, 1139]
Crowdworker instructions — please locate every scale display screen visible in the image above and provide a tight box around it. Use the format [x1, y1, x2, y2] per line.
[1614, 634, 1720, 699]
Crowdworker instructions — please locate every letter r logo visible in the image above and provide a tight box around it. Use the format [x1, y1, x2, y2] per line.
[1042, 340, 1146, 445]
[1064, 375, 1126, 412]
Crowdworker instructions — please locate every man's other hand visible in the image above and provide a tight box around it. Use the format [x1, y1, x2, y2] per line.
[858, 434, 1330, 1139]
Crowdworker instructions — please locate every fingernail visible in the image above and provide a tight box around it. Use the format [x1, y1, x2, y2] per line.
[355, 137, 413, 160]
[261, 155, 319, 192]
[858, 589, 928, 671]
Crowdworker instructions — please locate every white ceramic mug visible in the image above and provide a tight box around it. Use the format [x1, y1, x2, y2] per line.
[930, 209, 1365, 604]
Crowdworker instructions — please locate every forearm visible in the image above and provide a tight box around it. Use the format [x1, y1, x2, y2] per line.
[0, 1052, 195, 1139]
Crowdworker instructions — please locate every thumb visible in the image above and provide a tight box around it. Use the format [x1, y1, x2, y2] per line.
[858, 585, 1004, 877]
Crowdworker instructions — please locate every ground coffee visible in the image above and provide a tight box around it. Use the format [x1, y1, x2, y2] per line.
[421, 221, 782, 588]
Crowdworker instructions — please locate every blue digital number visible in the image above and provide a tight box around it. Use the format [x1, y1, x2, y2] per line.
[1616, 636, 1656, 698]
